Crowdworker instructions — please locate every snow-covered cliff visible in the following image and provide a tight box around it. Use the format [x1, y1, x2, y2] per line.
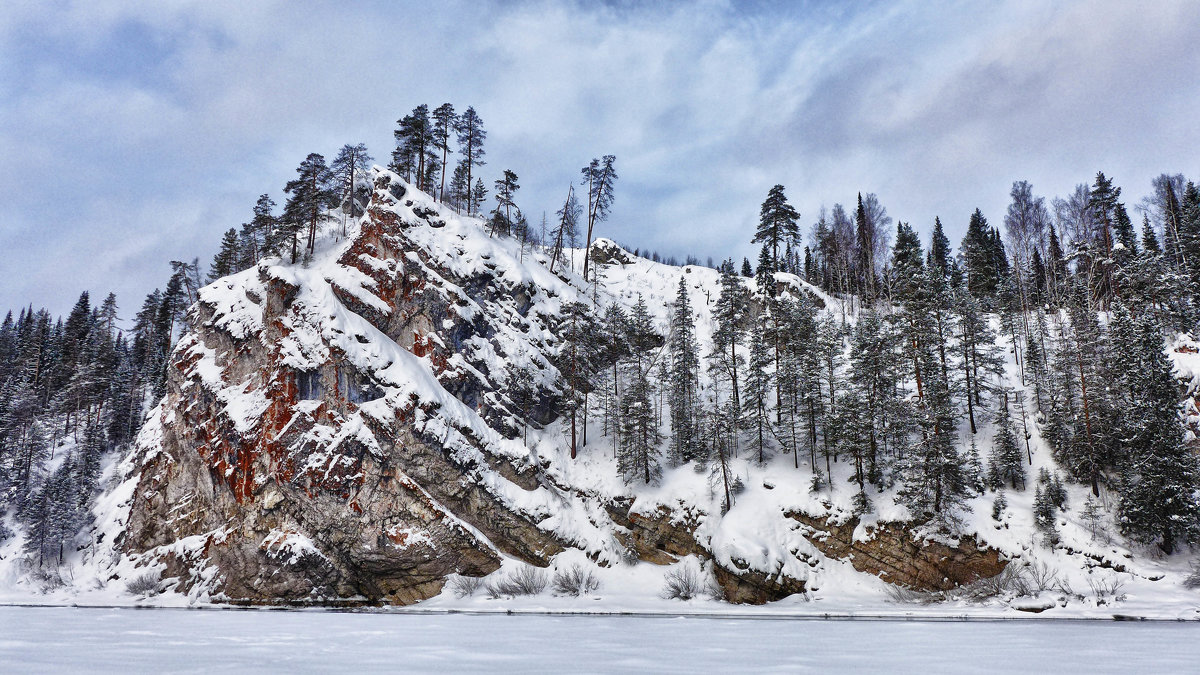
[3, 168, 1197, 619]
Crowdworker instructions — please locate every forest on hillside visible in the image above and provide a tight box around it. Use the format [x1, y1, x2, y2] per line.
[3, 103, 1200, 573]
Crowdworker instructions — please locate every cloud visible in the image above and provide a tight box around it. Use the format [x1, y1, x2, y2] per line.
[1, 0, 1197, 315]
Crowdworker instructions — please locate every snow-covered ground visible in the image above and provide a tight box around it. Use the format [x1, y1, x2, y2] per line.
[2, 606, 1198, 673]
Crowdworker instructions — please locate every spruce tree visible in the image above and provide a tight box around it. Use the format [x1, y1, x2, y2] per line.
[549, 185, 581, 273]
[709, 260, 749, 449]
[753, 185, 800, 269]
[208, 228, 242, 282]
[928, 216, 951, 278]
[1033, 483, 1060, 546]
[667, 277, 701, 464]
[988, 403, 1025, 490]
[617, 296, 661, 484]
[557, 301, 599, 459]
[742, 317, 773, 465]
[1117, 314, 1200, 554]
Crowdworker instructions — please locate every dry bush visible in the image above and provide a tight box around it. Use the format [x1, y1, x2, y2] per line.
[449, 575, 484, 598]
[552, 563, 600, 596]
[1087, 576, 1127, 603]
[486, 566, 547, 598]
[125, 571, 161, 596]
[884, 584, 943, 604]
[661, 564, 705, 600]
[1184, 560, 1200, 589]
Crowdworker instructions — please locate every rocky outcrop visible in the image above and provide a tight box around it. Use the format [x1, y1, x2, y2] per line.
[606, 502, 707, 564]
[787, 511, 1008, 591]
[713, 560, 810, 604]
[122, 173, 575, 605]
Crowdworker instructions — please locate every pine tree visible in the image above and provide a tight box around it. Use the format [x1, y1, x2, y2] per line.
[393, 105, 435, 188]
[753, 185, 800, 269]
[282, 153, 335, 262]
[1087, 171, 1121, 305]
[549, 185, 581, 273]
[431, 103, 457, 202]
[248, 194, 278, 261]
[580, 155, 617, 279]
[490, 169, 520, 237]
[741, 258, 753, 277]
[455, 107, 487, 214]
[330, 143, 373, 231]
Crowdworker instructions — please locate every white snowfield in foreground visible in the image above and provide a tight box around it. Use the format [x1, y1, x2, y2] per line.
[2, 607, 1198, 674]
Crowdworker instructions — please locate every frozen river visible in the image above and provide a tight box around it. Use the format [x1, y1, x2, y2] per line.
[1, 606, 1197, 673]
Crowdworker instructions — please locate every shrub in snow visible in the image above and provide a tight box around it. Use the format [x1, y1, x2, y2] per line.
[1033, 485, 1060, 546]
[661, 564, 706, 600]
[486, 566, 547, 598]
[1079, 495, 1105, 541]
[1183, 560, 1200, 589]
[620, 544, 640, 566]
[851, 489, 872, 516]
[1087, 575, 1126, 604]
[125, 571, 161, 597]
[889, 561, 1074, 605]
[1024, 560, 1065, 594]
[884, 584, 939, 605]
[808, 472, 825, 494]
[552, 563, 600, 596]
[449, 575, 484, 598]
[1037, 468, 1068, 510]
[991, 492, 1007, 521]
[730, 476, 745, 495]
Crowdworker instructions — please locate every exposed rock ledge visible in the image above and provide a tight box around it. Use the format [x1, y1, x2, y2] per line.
[787, 510, 1009, 591]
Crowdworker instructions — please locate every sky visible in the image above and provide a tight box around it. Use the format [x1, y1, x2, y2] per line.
[1, 0, 1198, 318]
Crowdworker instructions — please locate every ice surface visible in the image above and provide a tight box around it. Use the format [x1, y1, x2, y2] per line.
[1, 607, 1197, 674]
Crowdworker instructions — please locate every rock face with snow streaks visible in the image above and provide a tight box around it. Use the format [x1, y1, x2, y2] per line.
[123, 172, 580, 604]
